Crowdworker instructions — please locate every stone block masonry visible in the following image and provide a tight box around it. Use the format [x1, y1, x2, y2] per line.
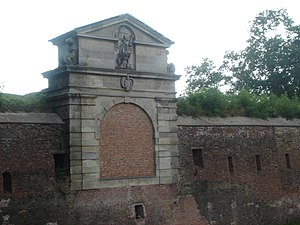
[43, 13, 181, 189]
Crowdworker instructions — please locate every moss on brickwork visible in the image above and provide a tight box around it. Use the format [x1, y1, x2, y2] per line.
[0, 91, 51, 112]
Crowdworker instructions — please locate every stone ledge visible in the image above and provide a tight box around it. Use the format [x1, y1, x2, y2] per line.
[0, 113, 64, 124]
[43, 65, 181, 81]
[80, 177, 159, 190]
[178, 116, 300, 127]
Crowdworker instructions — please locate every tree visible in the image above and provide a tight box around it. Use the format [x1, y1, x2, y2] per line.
[185, 58, 230, 93]
[223, 9, 300, 97]
[184, 9, 300, 98]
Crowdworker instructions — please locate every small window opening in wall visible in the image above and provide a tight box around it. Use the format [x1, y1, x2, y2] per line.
[134, 204, 145, 219]
[53, 154, 69, 177]
[255, 155, 262, 172]
[285, 153, 291, 169]
[3, 172, 12, 193]
[228, 156, 234, 174]
[192, 148, 204, 168]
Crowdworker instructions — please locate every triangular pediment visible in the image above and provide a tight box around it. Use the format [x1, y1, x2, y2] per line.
[51, 14, 174, 48]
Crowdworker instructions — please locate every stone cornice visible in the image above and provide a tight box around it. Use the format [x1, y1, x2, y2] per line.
[42, 65, 181, 81]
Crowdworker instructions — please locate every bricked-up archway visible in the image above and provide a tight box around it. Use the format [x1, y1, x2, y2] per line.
[99, 103, 155, 179]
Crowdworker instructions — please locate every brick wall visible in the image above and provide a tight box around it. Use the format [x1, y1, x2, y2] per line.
[0, 123, 67, 197]
[0, 120, 69, 225]
[99, 103, 155, 179]
[3, 113, 300, 225]
[275, 127, 300, 190]
[178, 124, 300, 225]
[171, 195, 208, 225]
[73, 184, 176, 225]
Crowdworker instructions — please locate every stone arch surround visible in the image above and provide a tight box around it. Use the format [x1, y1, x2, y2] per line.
[99, 103, 155, 179]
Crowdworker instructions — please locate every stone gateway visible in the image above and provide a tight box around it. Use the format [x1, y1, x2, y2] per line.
[1, 14, 300, 225]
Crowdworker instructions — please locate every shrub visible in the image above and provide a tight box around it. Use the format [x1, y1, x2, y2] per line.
[177, 88, 300, 119]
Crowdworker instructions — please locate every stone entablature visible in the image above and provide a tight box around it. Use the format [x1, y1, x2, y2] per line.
[43, 66, 179, 96]
[44, 14, 180, 191]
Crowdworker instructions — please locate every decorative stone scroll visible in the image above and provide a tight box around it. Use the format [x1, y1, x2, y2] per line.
[114, 25, 136, 70]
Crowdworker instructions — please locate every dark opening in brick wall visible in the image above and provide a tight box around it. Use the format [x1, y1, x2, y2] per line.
[255, 155, 262, 172]
[134, 204, 145, 219]
[192, 148, 204, 168]
[3, 172, 12, 193]
[285, 153, 291, 169]
[54, 154, 69, 177]
[228, 156, 234, 174]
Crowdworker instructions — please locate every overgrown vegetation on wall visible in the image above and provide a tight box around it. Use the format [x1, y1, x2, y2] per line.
[0, 92, 50, 112]
[177, 88, 300, 118]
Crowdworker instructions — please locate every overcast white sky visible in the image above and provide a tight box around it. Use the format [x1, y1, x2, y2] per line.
[0, 0, 300, 95]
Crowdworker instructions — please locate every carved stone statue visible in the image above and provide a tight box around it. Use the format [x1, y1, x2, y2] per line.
[167, 63, 176, 75]
[114, 26, 135, 70]
[60, 37, 78, 65]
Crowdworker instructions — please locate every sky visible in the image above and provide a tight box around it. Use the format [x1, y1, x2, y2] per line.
[0, 0, 300, 95]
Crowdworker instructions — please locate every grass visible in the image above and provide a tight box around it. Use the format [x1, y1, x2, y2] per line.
[0, 91, 51, 113]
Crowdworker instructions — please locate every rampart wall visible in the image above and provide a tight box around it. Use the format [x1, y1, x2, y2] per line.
[177, 117, 300, 225]
[1, 114, 300, 225]
[0, 113, 206, 225]
[0, 113, 70, 225]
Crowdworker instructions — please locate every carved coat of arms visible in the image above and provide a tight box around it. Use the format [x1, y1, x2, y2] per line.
[120, 74, 134, 91]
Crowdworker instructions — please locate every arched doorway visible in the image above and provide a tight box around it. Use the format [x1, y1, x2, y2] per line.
[99, 103, 155, 179]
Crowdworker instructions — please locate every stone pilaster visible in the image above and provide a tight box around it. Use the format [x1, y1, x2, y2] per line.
[67, 94, 98, 190]
[156, 98, 179, 184]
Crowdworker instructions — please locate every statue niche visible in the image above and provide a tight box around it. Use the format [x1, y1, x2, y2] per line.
[114, 25, 135, 70]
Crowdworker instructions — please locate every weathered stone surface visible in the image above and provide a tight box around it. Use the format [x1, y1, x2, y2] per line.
[42, 13, 180, 192]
